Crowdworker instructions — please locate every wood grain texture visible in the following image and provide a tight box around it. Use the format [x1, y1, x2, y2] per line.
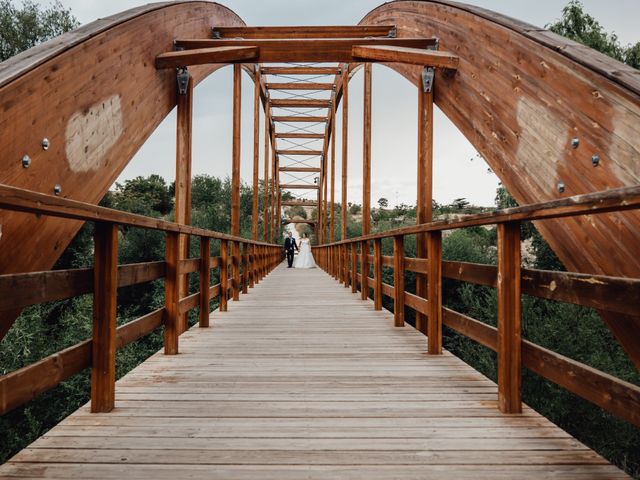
[155, 46, 258, 68]
[91, 223, 118, 413]
[175, 38, 438, 63]
[352, 45, 459, 69]
[213, 25, 396, 39]
[0, 2, 245, 339]
[497, 222, 522, 414]
[358, 1, 640, 365]
[0, 265, 627, 479]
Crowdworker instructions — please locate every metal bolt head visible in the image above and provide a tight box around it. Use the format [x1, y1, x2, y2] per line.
[557, 182, 565, 193]
[41, 138, 50, 150]
[22, 155, 31, 168]
[591, 154, 600, 167]
[571, 138, 580, 149]
[53, 184, 62, 196]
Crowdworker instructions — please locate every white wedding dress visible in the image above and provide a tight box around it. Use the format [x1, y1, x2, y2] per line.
[294, 238, 316, 269]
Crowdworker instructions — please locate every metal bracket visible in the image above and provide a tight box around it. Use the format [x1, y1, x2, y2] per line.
[211, 27, 221, 39]
[172, 39, 184, 52]
[422, 67, 435, 93]
[177, 68, 190, 95]
[428, 38, 440, 51]
[388, 26, 397, 38]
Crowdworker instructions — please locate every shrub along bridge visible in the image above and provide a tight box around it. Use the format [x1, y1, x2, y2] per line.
[0, 1, 639, 478]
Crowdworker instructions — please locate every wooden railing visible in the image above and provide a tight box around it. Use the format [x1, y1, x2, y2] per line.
[313, 185, 640, 426]
[0, 184, 282, 414]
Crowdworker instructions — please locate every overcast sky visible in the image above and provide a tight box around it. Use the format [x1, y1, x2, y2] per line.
[37, 0, 640, 207]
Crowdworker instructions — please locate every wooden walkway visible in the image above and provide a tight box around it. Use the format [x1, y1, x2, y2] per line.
[1, 264, 628, 479]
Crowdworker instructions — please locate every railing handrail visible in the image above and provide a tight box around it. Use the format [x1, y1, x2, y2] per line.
[0, 183, 277, 247]
[0, 182, 284, 416]
[318, 184, 640, 246]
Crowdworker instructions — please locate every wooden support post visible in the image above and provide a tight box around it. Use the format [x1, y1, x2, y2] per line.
[232, 241, 240, 301]
[497, 221, 522, 414]
[252, 68, 261, 241]
[373, 238, 382, 310]
[175, 71, 193, 335]
[343, 244, 349, 287]
[250, 244, 257, 287]
[199, 237, 212, 327]
[231, 64, 242, 238]
[341, 66, 349, 240]
[415, 73, 434, 335]
[219, 239, 228, 312]
[91, 222, 118, 413]
[270, 139, 277, 243]
[351, 243, 357, 293]
[263, 112, 270, 241]
[360, 241, 369, 300]
[427, 231, 442, 354]
[164, 231, 180, 354]
[362, 63, 372, 239]
[330, 93, 336, 243]
[242, 243, 249, 294]
[393, 235, 405, 327]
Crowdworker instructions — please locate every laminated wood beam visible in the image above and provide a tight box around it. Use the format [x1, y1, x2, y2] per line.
[174, 38, 438, 63]
[280, 184, 320, 190]
[281, 200, 317, 207]
[262, 67, 342, 75]
[272, 116, 327, 123]
[155, 46, 258, 69]
[279, 167, 321, 173]
[266, 82, 335, 91]
[282, 219, 318, 224]
[276, 133, 325, 139]
[270, 99, 331, 108]
[352, 45, 459, 69]
[212, 25, 396, 39]
[277, 150, 323, 156]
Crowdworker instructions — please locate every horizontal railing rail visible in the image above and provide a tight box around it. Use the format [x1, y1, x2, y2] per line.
[313, 184, 640, 427]
[0, 183, 283, 415]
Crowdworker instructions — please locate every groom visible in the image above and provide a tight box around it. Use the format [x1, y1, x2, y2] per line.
[283, 231, 299, 268]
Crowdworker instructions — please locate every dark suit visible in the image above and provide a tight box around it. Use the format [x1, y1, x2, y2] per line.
[284, 237, 298, 267]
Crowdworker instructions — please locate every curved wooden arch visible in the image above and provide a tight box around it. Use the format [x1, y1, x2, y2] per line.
[358, 1, 640, 366]
[0, 1, 245, 278]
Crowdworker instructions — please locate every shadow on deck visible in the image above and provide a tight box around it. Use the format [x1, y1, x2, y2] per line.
[0, 264, 628, 479]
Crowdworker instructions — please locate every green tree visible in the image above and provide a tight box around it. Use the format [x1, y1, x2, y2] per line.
[547, 0, 640, 69]
[377, 197, 389, 208]
[0, 0, 78, 61]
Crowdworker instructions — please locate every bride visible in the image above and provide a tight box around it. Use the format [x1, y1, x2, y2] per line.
[294, 233, 316, 269]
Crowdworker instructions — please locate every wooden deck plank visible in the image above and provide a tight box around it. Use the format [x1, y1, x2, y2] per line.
[1, 264, 628, 479]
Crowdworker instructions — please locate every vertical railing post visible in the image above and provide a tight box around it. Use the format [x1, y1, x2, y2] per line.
[427, 231, 442, 354]
[249, 244, 255, 288]
[232, 241, 240, 301]
[497, 221, 522, 414]
[242, 243, 249, 295]
[164, 231, 180, 354]
[219, 239, 228, 312]
[360, 241, 368, 300]
[373, 238, 382, 310]
[91, 222, 118, 413]
[393, 235, 405, 327]
[338, 244, 343, 284]
[344, 244, 349, 288]
[350, 243, 357, 294]
[199, 236, 211, 328]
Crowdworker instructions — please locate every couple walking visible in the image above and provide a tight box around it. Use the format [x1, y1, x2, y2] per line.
[283, 231, 316, 269]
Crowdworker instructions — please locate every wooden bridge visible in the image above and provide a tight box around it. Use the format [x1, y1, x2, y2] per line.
[1, 1, 639, 478]
[0, 265, 631, 479]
